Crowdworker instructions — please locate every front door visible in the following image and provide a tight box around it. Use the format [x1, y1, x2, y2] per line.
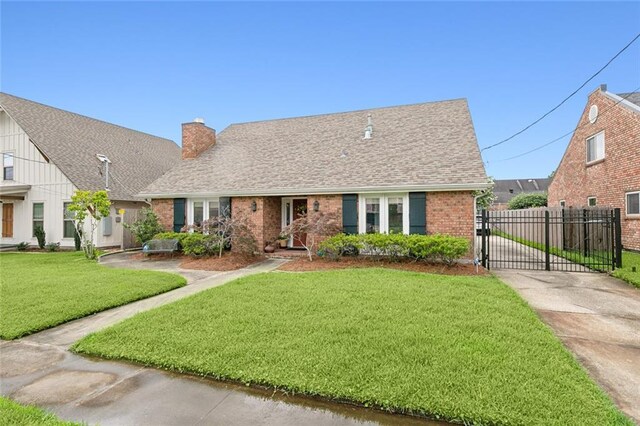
[292, 199, 307, 248]
[2, 203, 14, 238]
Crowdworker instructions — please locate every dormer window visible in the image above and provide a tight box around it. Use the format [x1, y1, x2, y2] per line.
[586, 131, 605, 163]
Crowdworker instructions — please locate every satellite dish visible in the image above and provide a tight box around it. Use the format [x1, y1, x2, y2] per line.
[588, 105, 598, 124]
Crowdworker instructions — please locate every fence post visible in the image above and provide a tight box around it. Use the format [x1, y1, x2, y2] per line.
[614, 208, 622, 269]
[545, 210, 550, 271]
[582, 209, 589, 258]
[481, 209, 487, 269]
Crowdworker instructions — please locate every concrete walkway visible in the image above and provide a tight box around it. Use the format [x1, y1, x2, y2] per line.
[2, 255, 440, 425]
[495, 269, 640, 423]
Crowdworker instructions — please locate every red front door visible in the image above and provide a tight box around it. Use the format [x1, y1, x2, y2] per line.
[292, 199, 307, 247]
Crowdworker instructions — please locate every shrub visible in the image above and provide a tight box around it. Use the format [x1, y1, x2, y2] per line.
[152, 232, 190, 250]
[125, 208, 165, 245]
[74, 228, 82, 251]
[319, 233, 469, 265]
[181, 233, 221, 257]
[45, 242, 61, 252]
[16, 242, 28, 251]
[507, 192, 548, 210]
[34, 226, 46, 249]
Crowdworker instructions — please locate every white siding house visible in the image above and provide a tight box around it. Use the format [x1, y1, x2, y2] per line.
[0, 94, 180, 249]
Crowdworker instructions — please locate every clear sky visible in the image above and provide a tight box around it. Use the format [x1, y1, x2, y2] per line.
[2, 1, 639, 180]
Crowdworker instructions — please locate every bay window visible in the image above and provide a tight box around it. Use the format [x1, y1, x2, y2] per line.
[359, 194, 409, 234]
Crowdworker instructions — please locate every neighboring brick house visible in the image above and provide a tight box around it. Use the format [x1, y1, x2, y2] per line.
[548, 85, 640, 251]
[492, 178, 550, 210]
[142, 99, 488, 252]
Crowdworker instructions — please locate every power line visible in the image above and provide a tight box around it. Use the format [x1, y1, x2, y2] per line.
[488, 87, 640, 163]
[2, 153, 50, 165]
[481, 32, 640, 152]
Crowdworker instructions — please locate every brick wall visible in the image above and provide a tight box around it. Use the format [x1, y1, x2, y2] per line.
[151, 199, 173, 231]
[548, 88, 640, 250]
[426, 191, 475, 243]
[231, 196, 281, 251]
[182, 121, 216, 160]
[307, 194, 343, 245]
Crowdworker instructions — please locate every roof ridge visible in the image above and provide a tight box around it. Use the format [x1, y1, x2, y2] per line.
[0, 92, 176, 144]
[226, 97, 468, 127]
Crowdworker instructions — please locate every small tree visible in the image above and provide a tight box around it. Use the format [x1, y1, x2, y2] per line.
[124, 208, 164, 245]
[68, 190, 111, 259]
[34, 226, 46, 249]
[185, 209, 257, 257]
[283, 211, 341, 261]
[507, 192, 548, 210]
[473, 176, 497, 210]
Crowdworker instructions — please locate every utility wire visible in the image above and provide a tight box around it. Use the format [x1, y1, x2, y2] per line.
[481, 32, 640, 152]
[488, 87, 640, 163]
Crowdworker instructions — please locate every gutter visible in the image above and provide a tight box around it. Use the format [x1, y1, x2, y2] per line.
[139, 182, 491, 199]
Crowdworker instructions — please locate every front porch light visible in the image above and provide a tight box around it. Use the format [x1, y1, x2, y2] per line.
[251, 200, 257, 212]
[313, 200, 320, 212]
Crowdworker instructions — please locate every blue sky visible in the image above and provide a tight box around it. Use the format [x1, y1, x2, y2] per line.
[2, 1, 639, 179]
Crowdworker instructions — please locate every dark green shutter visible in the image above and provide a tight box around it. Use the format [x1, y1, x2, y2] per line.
[219, 197, 231, 218]
[173, 198, 186, 232]
[409, 192, 426, 234]
[342, 194, 358, 234]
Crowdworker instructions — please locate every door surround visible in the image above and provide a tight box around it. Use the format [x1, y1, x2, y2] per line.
[2, 203, 14, 238]
[281, 197, 307, 248]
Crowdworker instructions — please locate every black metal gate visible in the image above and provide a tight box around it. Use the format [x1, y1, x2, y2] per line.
[480, 208, 622, 272]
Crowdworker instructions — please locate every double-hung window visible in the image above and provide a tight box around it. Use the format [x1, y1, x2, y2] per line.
[32, 203, 44, 237]
[63, 202, 75, 238]
[626, 191, 640, 216]
[3, 153, 14, 181]
[188, 199, 220, 228]
[358, 194, 409, 234]
[586, 132, 605, 163]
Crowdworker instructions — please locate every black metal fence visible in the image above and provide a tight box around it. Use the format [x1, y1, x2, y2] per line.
[480, 208, 622, 272]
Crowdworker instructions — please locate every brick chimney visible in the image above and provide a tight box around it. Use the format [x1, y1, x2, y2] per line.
[182, 118, 216, 160]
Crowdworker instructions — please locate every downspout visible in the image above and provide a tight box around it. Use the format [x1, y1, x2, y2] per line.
[474, 194, 481, 272]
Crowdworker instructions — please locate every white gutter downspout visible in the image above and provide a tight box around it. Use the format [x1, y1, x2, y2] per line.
[474, 194, 481, 273]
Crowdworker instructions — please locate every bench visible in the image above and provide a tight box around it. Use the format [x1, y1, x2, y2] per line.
[142, 239, 179, 256]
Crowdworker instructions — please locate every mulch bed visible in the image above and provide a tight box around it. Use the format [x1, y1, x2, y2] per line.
[180, 254, 263, 271]
[277, 257, 488, 275]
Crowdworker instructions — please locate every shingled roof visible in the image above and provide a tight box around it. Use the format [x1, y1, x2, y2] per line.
[0, 93, 180, 201]
[494, 178, 550, 204]
[142, 99, 487, 197]
[618, 92, 640, 109]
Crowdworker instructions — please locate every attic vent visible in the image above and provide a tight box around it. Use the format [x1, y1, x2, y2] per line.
[509, 189, 514, 193]
[363, 114, 373, 139]
[588, 105, 598, 124]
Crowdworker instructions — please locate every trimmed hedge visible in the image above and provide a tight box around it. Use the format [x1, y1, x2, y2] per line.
[152, 232, 190, 245]
[318, 233, 469, 265]
[152, 232, 222, 257]
[507, 192, 547, 209]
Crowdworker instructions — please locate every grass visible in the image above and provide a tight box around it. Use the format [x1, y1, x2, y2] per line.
[0, 396, 80, 425]
[73, 269, 630, 425]
[612, 250, 640, 288]
[493, 229, 612, 271]
[0, 252, 186, 339]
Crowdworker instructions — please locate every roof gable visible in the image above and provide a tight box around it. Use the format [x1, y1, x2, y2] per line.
[143, 99, 487, 196]
[0, 93, 180, 201]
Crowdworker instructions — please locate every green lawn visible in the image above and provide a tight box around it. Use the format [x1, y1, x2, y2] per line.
[0, 252, 186, 339]
[73, 269, 630, 425]
[0, 396, 80, 425]
[612, 250, 640, 288]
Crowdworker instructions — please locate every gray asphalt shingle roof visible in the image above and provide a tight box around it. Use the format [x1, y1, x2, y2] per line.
[143, 99, 487, 197]
[494, 178, 550, 204]
[618, 92, 640, 109]
[0, 93, 180, 201]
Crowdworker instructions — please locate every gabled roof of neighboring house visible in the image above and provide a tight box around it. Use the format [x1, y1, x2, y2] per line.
[142, 99, 488, 197]
[617, 92, 640, 109]
[0, 93, 180, 201]
[494, 178, 550, 204]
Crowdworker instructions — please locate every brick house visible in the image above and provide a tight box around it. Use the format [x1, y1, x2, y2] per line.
[548, 85, 640, 251]
[141, 99, 488, 252]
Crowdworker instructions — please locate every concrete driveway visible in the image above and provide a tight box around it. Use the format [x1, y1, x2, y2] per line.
[495, 269, 640, 423]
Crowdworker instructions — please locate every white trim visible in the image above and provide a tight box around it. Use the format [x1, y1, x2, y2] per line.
[281, 197, 307, 248]
[602, 91, 640, 115]
[625, 191, 640, 217]
[2, 151, 14, 181]
[140, 183, 489, 199]
[587, 196, 597, 207]
[358, 193, 409, 234]
[186, 198, 219, 228]
[586, 131, 605, 164]
[559, 200, 566, 208]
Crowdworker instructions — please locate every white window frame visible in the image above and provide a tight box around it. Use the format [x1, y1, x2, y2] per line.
[626, 191, 640, 217]
[187, 198, 220, 228]
[587, 197, 597, 207]
[358, 193, 409, 234]
[586, 131, 605, 164]
[3, 151, 14, 181]
[559, 200, 566, 208]
[32, 201, 45, 238]
[63, 201, 75, 239]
